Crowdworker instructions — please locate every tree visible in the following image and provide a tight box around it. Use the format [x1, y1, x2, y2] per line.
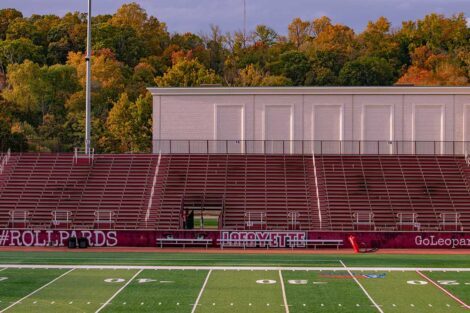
[3, 60, 44, 116]
[235, 64, 292, 86]
[3, 60, 79, 122]
[66, 49, 126, 116]
[313, 23, 357, 58]
[0, 38, 44, 72]
[0, 113, 27, 151]
[0, 9, 23, 40]
[253, 25, 278, 46]
[397, 46, 468, 86]
[106, 93, 152, 152]
[109, 2, 169, 56]
[94, 23, 146, 66]
[288, 18, 312, 48]
[339, 57, 395, 86]
[359, 17, 400, 60]
[278, 51, 310, 85]
[155, 58, 221, 87]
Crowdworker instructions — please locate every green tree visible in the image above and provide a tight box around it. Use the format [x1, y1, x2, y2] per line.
[94, 23, 146, 66]
[253, 25, 278, 46]
[3, 60, 79, 123]
[0, 9, 23, 40]
[339, 56, 395, 86]
[155, 58, 221, 87]
[106, 93, 152, 152]
[278, 51, 310, 85]
[0, 38, 44, 72]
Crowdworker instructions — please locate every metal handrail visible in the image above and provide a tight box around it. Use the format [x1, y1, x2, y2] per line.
[153, 140, 470, 156]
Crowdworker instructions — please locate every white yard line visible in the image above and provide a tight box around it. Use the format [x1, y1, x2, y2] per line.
[1, 268, 75, 312]
[95, 269, 143, 313]
[0, 268, 6, 272]
[416, 271, 470, 309]
[191, 269, 212, 313]
[1, 264, 470, 272]
[340, 260, 384, 313]
[279, 270, 290, 313]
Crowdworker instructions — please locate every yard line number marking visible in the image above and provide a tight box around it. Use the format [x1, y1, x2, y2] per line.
[95, 269, 143, 313]
[191, 269, 212, 313]
[279, 270, 290, 313]
[416, 271, 470, 309]
[340, 260, 384, 313]
[1, 268, 75, 312]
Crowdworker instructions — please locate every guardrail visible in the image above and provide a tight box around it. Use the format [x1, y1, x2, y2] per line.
[0, 149, 11, 174]
[153, 140, 470, 155]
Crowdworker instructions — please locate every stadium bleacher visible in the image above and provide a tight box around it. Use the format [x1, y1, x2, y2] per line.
[0, 152, 469, 232]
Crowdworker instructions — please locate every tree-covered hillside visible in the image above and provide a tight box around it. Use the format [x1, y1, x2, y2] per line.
[0, 3, 468, 152]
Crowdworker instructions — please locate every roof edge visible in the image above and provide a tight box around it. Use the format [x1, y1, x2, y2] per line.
[147, 86, 470, 96]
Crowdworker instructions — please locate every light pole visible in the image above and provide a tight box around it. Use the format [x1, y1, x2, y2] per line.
[85, 0, 92, 154]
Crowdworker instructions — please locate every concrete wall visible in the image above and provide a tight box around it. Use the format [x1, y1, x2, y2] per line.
[149, 87, 470, 154]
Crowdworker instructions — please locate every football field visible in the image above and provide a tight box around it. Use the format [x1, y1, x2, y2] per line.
[0, 263, 469, 313]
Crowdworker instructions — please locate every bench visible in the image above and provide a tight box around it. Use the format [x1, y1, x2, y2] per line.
[303, 239, 343, 250]
[217, 238, 343, 249]
[156, 238, 212, 249]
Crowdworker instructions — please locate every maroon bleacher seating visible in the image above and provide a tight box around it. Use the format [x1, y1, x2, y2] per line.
[1, 153, 470, 232]
[0, 153, 158, 229]
[316, 155, 470, 231]
[151, 154, 318, 230]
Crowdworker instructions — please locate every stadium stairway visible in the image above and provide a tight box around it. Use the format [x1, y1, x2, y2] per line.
[152, 154, 321, 230]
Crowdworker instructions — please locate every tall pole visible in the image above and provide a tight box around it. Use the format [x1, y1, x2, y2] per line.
[85, 0, 92, 154]
[243, 0, 246, 47]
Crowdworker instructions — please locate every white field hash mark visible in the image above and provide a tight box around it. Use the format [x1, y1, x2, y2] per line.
[191, 269, 212, 313]
[416, 271, 470, 309]
[95, 269, 143, 313]
[1, 268, 75, 312]
[340, 260, 384, 313]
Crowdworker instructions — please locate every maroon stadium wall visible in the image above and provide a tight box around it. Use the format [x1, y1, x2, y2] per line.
[1, 229, 470, 249]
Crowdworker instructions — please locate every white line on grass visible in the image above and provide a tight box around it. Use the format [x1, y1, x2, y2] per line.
[416, 271, 470, 309]
[1, 264, 470, 272]
[191, 269, 212, 313]
[340, 260, 384, 313]
[1, 268, 75, 312]
[279, 270, 290, 313]
[95, 269, 143, 313]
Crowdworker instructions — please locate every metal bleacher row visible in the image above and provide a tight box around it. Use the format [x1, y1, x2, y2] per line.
[0, 152, 469, 231]
[0, 153, 158, 229]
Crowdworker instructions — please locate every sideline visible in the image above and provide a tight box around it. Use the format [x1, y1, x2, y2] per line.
[1, 264, 470, 272]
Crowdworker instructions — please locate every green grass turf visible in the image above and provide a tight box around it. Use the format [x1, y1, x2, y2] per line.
[0, 268, 66, 310]
[282, 270, 376, 313]
[196, 270, 284, 312]
[360, 271, 468, 312]
[426, 271, 470, 305]
[101, 269, 208, 313]
[1, 251, 470, 267]
[1, 268, 470, 313]
[7, 269, 139, 313]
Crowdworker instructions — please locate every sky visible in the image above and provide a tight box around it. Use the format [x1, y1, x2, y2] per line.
[1, 0, 469, 35]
